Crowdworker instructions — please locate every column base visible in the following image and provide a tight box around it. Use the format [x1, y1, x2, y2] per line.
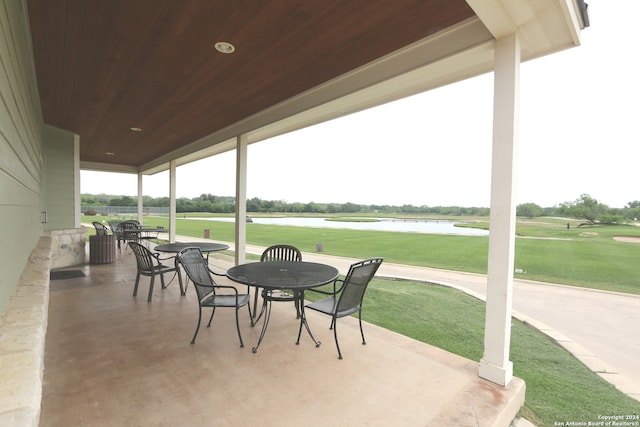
[479, 359, 513, 386]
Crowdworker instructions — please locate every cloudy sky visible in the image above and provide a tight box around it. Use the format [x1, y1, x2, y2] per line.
[82, 1, 638, 208]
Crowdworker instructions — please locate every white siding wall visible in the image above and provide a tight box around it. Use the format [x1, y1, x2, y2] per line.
[0, 0, 45, 314]
[43, 125, 77, 231]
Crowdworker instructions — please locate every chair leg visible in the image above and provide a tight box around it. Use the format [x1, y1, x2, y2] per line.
[333, 317, 343, 360]
[206, 307, 216, 327]
[160, 272, 167, 289]
[234, 306, 245, 348]
[133, 273, 141, 297]
[191, 307, 203, 344]
[359, 311, 366, 345]
[147, 275, 155, 302]
[182, 277, 190, 295]
[177, 269, 184, 295]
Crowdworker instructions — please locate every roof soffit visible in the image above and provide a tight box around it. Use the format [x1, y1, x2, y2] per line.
[466, 0, 583, 58]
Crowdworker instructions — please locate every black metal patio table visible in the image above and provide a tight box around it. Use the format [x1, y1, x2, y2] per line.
[127, 226, 167, 245]
[154, 242, 229, 255]
[226, 261, 339, 353]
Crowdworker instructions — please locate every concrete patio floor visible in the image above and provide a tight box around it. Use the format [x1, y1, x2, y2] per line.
[41, 245, 525, 426]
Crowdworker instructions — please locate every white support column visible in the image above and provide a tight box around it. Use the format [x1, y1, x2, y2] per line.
[479, 33, 520, 387]
[235, 135, 248, 265]
[169, 160, 177, 243]
[73, 134, 81, 228]
[137, 173, 143, 224]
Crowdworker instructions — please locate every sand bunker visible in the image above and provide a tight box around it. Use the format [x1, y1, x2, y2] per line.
[613, 236, 640, 243]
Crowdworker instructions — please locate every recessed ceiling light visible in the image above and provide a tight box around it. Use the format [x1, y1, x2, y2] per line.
[106, 152, 115, 156]
[130, 127, 142, 132]
[215, 41, 235, 54]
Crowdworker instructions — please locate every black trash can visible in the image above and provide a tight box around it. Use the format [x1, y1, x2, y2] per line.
[89, 235, 116, 264]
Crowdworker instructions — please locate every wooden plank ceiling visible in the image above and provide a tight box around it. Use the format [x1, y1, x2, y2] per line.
[27, 0, 475, 168]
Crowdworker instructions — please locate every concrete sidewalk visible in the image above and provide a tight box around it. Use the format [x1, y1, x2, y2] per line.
[172, 234, 639, 401]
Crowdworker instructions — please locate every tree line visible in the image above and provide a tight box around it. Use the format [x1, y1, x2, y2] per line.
[82, 193, 640, 223]
[81, 193, 491, 216]
[517, 194, 639, 224]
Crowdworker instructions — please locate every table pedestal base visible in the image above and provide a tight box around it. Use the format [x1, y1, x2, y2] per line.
[251, 290, 321, 353]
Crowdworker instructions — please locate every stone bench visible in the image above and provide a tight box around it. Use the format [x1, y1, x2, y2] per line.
[0, 235, 51, 426]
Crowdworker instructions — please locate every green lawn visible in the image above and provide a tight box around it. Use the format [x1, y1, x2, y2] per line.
[94, 214, 640, 295]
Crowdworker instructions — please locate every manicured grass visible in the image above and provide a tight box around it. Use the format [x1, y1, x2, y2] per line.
[307, 279, 640, 426]
[91, 214, 640, 295]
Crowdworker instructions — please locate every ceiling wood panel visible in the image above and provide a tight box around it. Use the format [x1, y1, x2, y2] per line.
[27, 0, 475, 168]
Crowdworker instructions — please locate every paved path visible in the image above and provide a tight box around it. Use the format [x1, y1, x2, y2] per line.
[170, 234, 639, 401]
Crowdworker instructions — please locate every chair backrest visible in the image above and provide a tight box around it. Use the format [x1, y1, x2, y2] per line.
[119, 220, 140, 240]
[92, 221, 109, 236]
[108, 220, 122, 237]
[260, 245, 302, 262]
[336, 258, 383, 316]
[128, 242, 156, 273]
[177, 247, 215, 301]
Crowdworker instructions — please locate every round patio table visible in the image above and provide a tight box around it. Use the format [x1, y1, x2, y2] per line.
[155, 242, 230, 295]
[226, 261, 339, 353]
[154, 242, 229, 254]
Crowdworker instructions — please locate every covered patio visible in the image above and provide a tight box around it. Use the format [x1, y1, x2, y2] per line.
[42, 246, 524, 426]
[0, 1, 589, 425]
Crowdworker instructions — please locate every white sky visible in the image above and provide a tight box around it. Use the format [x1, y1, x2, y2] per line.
[81, 1, 639, 209]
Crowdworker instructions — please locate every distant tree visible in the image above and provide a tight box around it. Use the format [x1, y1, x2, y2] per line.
[108, 195, 136, 206]
[199, 200, 214, 212]
[626, 200, 640, 209]
[326, 203, 341, 214]
[621, 205, 640, 221]
[176, 198, 195, 212]
[342, 202, 361, 213]
[94, 194, 110, 205]
[154, 197, 170, 207]
[399, 204, 419, 214]
[246, 197, 262, 212]
[82, 196, 97, 205]
[213, 201, 234, 213]
[290, 202, 305, 213]
[599, 214, 625, 225]
[562, 194, 608, 225]
[517, 203, 543, 219]
[304, 202, 323, 213]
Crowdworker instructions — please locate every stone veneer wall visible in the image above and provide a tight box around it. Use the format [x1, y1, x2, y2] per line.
[0, 235, 52, 426]
[50, 227, 87, 269]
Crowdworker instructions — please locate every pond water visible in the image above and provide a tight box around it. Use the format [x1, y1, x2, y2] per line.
[188, 216, 489, 236]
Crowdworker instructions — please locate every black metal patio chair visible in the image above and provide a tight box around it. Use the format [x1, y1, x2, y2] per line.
[306, 257, 383, 359]
[129, 242, 183, 302]
[92, 221, 110, 236]
[118, 220, 140, 249]
[177, 247, 250, 346]
[107, 220, 123, 246]
[251, 245, 303, 325]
